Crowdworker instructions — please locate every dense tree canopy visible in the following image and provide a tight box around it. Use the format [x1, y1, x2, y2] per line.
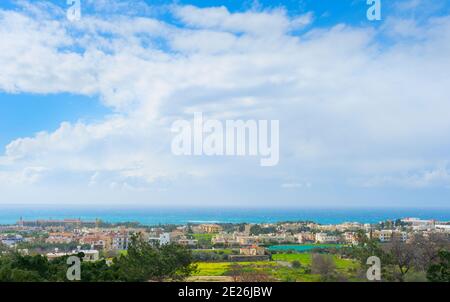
[0, 235, 196, 282]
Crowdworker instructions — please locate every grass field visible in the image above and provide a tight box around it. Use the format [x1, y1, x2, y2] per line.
[194, 253, 360, 282]
[191, 233, 216, 247]
[193, 260, 319, 281]
[272, 253, 358, 269]
[193, 261, 275, 276]
[192, 233, 215, 241]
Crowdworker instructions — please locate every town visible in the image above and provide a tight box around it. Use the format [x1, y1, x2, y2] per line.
[1, 216, 449, 282]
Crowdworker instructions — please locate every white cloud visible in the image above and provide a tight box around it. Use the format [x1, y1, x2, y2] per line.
[0, 166, 48, 185]
[0, 1, 450, 204]
[281, 182, 311, 189]
[361, 165, 450, 188]
[171, 5, 313, 36]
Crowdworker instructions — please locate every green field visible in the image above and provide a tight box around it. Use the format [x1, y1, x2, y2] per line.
[272, 253, 359, 270]
[191, 233, 216, 246]
[194, 261, 276, 276]
[192, 233, 215, 241]
[194, 253, 360, 282]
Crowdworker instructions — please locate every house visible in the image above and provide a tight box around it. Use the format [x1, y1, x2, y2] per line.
[177, 238, 198, 246]
[112, 233, 129, 250]
[296, 232, 315, 243]
[371, 230, 408, 242]
[257, 234, 296, 244]
[343, 232, 359, 245]
[199, 224, 222, 233]
[230, 245, 269, 262]
[46, 232, 74, 244]
[170, 229, 186, 240]
[79, 249, 100, 261]
[315, 233, 340, 243]
[239, 245, 266, 256]
[235, 235, 258, 246]
[212, 233, 238, 245]
[46, 249, 99, 262]
[148, 233, 171, 246]
[1, 234, 24, 247]
[435, 224, 450, 233]
[46, 251, 69, 260]
[79, 234, 112, 250]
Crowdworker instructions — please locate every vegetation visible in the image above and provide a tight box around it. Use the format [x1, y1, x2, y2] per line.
[249, 224, 277, 236]
[194, 261, 275, 276]
[0, 235, 196, 282]
[341, 232, 449, 282]
[2, 221, 449, 282]
[191, 233, 214, 248]
[427, 250, 450, 282]
[193, 254, 359, 282]
[311, 254, 346, 281]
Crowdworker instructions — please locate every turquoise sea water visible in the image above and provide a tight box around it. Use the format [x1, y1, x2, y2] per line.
[0, 206, 449, 225]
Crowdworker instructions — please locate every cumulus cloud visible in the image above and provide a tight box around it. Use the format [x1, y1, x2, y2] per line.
[172, 5, 313, 36]
[0, 1, 450, 205]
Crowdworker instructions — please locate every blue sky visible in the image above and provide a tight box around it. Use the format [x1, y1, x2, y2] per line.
[1, 0, 450, 207]
[0, 93, 109, 147]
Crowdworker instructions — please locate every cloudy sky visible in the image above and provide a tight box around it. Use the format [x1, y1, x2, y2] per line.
[0, 0, 450, 208]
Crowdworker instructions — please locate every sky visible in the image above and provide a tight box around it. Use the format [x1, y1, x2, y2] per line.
[0, 0, 450, 208]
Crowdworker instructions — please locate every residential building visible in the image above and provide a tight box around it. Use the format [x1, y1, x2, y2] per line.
[315, 233, 340, 243]
[239, 245, 266, 256]
[199, 224, 222, 233]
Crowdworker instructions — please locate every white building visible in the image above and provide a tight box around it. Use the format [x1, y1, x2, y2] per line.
[372, 230, 408, 242]
[435, 225, 450, 233]
[177, 238, 198, 246]
[79, 249, 100, 261]
[315, 233, 340, 243]
[148, 233, 171, 246]
[112, 234, 129, 250]
[343, 232, 359, 245]
[46, 249, 99, 262]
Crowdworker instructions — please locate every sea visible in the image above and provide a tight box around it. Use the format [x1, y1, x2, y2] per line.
[0, 205, 449, 226]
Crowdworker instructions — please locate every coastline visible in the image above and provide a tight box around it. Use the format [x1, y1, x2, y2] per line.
[1, 206, 449, 226]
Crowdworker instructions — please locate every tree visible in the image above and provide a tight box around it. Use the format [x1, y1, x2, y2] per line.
[0, 235, 197, 282]
[382, 233, 449, 282]
[80, 259, 117, 282]
[384, 237, 415, 282]
[249, 224, 276, 236]
[0, 252, 66, 281]
[186, 224, 193, 234]
[350, 233, 387, 266]
[292, 260, 301, 269]
[409, 233, 449, 271]
[249, 225, 263, 235]
[114, 235, 197, 281]
[344, 231, 449, 282]
[311, 254, 336, 281]
[0, 242, 9, 253]
[427, 250, 450, 282]
[226, 263, 243, 282]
